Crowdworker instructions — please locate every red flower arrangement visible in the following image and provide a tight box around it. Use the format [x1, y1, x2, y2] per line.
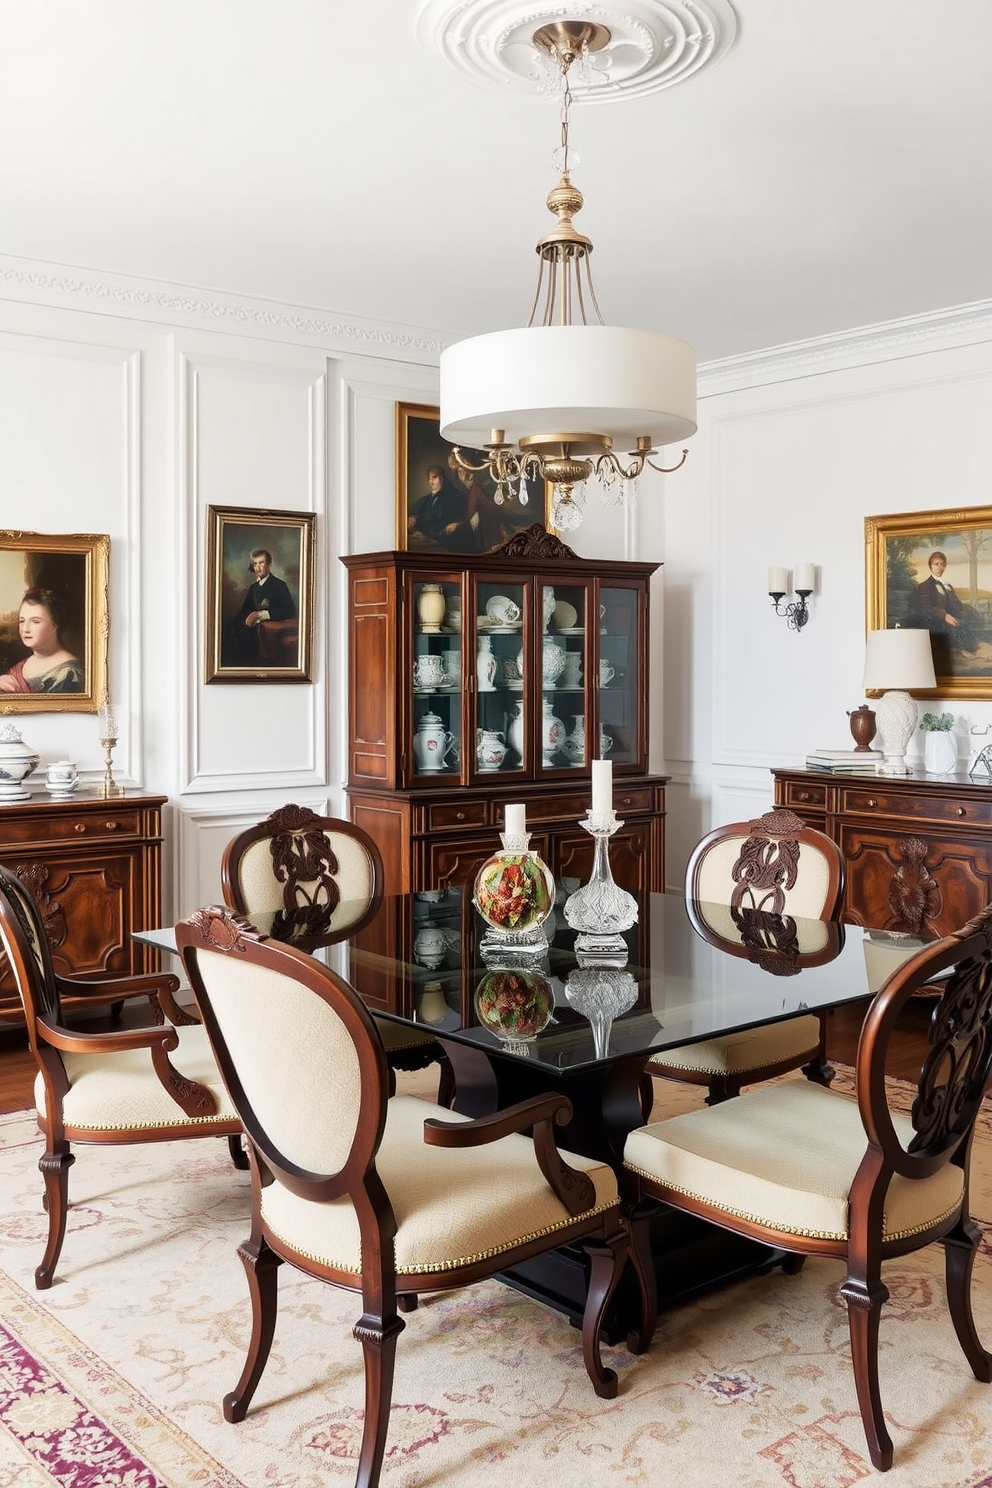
[474, 853, 553, 932]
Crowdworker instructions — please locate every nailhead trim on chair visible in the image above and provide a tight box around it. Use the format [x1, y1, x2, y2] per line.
[265, 1199, 620, 1275]
[621, 1162, 963, 1244]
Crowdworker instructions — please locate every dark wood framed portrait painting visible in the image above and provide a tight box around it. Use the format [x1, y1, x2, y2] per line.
[396, 402, 551, 554]
[204, 506, 315, 684]
[0, 531, 109, 713]
[865, 506, 992, 700]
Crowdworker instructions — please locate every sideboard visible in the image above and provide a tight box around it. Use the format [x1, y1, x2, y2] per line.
[771, 767, 992, 936]
[0, 793, 167, 1026]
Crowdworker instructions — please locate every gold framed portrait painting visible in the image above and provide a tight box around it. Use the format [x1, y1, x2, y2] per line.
[0, 532, 109, 713]
[865, 506, 992, 700]
[396, 402, 551, 554]
[205, 507, 315, 685]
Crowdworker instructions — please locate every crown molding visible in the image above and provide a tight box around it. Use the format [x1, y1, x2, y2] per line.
[698, 298, 992, 398]
[0, 254, 448, 366]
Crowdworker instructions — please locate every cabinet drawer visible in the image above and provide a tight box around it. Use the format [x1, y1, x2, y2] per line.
[780, 780, 827, 809]
[839, 787, 992, 828]
[427, 800, 489, 831]
[0, 810, 142, 845]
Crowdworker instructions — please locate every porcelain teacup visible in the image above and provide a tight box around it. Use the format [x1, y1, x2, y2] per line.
[486, 594, 521, 626]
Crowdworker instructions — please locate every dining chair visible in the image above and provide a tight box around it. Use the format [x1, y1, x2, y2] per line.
[221, 803, 452, 1102]
[177, 905, 637, 1488]
[624, 903, 992, 1470]
[0, 864, 242, 1289]
[642, 808, 844, 1105]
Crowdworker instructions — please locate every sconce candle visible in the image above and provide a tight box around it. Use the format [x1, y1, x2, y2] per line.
[795, 563, 815, 593]
[768, 567, 789, 596]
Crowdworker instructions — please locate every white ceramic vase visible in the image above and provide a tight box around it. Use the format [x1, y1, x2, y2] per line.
[924, 729, 956, 774]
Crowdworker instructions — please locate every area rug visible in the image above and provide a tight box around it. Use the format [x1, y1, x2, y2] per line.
[1, 1070, 990, 1488]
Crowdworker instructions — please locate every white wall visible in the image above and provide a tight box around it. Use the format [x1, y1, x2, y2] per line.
[663, 306, 992, 887]
[2, 259, 991, 909]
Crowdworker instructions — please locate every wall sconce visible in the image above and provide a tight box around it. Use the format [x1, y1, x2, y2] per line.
[768, 564, 815, 632]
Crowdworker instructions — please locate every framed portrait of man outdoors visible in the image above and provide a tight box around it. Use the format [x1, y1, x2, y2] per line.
[865, 506, 992, 700]
[0, 531, 109, 712]
[204, 507, 315, 684]
[396, 402, 551, 554]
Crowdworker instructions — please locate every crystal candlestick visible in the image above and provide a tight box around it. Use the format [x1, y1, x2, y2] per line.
[563, 812, 638, 955]
[97, 703, 122, 798]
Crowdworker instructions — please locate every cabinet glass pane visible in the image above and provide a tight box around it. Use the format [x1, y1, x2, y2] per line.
[542, 582, 588, 771]
[475, 580, 526, 775]
[411, 580, 462, 778]
[600, 585, 638, 766]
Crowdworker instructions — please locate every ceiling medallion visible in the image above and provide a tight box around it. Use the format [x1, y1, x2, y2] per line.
[416, 0, 737, 102]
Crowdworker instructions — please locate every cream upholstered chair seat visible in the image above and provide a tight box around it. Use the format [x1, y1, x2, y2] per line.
[645, 808, 844, 1105]
[624, 908, 992, 1471]
[36, 1024, 238, 1134]
[0, 864, 244, 1290]
[626, 1079, 963, 1243]
[263, 1092, 617, 1275]
[178, 907, 639, 1488]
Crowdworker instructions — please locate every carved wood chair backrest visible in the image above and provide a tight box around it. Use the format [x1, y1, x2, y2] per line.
[0, 864, 64, 1040]
[221, 804, 384, 945]
[687, 808, 845, 922]
[855, 903, 992, 1198]
[176, 906, 391, 1219]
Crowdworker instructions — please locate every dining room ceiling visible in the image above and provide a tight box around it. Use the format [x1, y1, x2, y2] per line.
[1, 0, 990, 364]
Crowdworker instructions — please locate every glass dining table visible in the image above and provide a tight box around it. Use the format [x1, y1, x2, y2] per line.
[138, 890, 931, 1335]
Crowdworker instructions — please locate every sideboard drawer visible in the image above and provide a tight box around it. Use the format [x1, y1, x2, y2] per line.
[839, 787, 992, 828]
[0, 809, 143, 845]
[780, 780, 828, 809]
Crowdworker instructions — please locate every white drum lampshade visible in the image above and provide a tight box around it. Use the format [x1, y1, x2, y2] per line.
[862, 630, 936, 775]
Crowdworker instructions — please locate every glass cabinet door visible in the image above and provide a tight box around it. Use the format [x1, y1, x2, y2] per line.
[599, 584, 640, 767]
[410, 578, 463, 781]
[472, 578, 527, 778]
[540, 580, 590, 772]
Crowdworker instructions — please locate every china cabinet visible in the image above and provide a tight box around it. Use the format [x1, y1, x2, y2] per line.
[0, 793, 167, 1025]
[342, 527, 667, 894]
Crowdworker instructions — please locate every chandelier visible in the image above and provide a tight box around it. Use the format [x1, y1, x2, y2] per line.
[439, 19, 697, 533]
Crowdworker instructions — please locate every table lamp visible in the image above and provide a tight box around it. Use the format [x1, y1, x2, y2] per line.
[862, 629, 936, 775]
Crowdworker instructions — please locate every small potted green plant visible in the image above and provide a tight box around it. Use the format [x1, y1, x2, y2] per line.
[920, 711, 956, 773]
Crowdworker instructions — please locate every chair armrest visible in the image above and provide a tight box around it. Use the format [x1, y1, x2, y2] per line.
[54, 971, 198, 1027]
[423, 1093, 596, 1216]
[35, 1014, 220, 1119]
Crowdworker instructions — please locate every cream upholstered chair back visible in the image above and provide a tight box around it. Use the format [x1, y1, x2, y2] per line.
[221, 804, 383, 943]
[178, 909, 388, 1183]
[687, 807, 843, 922]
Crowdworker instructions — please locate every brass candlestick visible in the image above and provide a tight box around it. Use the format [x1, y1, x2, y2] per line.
[97, 703, 123, 798]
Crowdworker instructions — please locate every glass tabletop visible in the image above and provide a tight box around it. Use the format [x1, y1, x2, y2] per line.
[137, 892, 932, 1078]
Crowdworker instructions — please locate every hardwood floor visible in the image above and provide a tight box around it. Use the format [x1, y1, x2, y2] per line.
[0, 995, 938, 1117]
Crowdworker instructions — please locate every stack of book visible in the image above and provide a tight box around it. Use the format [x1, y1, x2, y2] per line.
[806, 748, 882, 774]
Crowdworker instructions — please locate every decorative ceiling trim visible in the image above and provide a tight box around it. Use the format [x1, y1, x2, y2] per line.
[417, 0, 737, 101]
[0, 257, 446, 364]
[697, 300, 992, 398]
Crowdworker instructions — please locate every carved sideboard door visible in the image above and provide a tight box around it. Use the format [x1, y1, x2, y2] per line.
[0, 794, 167, 1025]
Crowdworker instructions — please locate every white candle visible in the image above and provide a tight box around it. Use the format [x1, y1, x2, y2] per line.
[795, 563, 815, 593]
[768, 567, 789, 596]
[591, 760, 612, 815]
[504, 802, 526, 837]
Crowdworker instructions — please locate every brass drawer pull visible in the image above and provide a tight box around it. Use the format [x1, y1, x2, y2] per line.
[456, 811, 466, 821]
[799, 791, 810, 801]
[956, 807, 966, 817]
[74, 823, 85, 833]
[105, 820, 119, 830]
[867, 798, 877, 808]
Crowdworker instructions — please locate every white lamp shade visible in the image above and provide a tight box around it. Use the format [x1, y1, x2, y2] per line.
[439, 324, 697, 449]
[862, 629, 936, 691]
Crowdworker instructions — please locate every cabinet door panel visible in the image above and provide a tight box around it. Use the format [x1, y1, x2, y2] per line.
[839, 825, 992, 936]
